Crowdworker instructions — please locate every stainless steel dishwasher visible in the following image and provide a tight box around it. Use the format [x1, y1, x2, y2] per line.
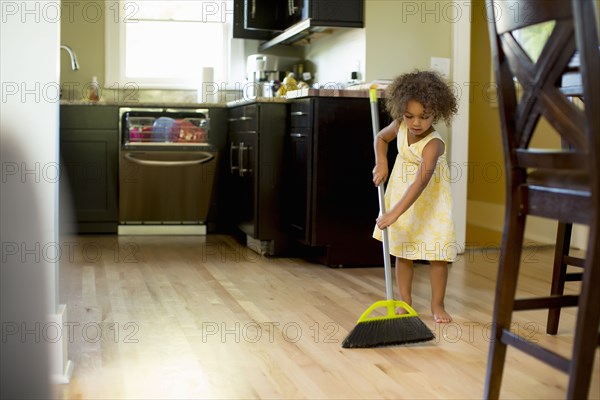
[118, 107, 218, 235]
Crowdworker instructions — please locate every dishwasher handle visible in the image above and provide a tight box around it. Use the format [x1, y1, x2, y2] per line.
[124, 152, 214, 167]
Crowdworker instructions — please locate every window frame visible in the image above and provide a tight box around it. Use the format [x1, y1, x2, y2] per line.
[104, 0, 232, 90]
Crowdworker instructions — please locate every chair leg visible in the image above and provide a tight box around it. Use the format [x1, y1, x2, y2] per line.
[567, 226, 600, 399]
[484, 205, 526, 399]
[547, 222, 573, 334]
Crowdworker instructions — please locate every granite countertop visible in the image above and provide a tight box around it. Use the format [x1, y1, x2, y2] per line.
[60, 88, 382, 108]
[285, 88, 372, 98]
[59, 99, 228, 108]
[226, 96, 289, 107]
[60, 96, 287, 108]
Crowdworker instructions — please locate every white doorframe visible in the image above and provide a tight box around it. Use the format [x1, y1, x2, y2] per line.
[450, 2, 471, 252]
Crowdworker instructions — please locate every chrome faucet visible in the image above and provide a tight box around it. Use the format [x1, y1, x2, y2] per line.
[60, 45, 80, 70]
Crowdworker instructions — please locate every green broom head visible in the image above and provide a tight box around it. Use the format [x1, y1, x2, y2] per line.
[342, 300, 435, 348]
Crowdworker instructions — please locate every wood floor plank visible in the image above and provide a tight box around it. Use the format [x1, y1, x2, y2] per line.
[57, 234, 600, 399]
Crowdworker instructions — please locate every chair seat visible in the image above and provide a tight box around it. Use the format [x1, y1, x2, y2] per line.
[527, 169, 590, 192]
[523, 170, 591, 224]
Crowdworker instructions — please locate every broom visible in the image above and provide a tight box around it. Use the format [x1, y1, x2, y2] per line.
[342, 88, 435, 349]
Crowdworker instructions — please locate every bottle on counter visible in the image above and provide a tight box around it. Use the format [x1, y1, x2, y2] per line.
[87, 76, 100, 102]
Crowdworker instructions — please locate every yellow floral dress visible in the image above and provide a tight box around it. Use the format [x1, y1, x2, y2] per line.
[373, 122, 458, 262]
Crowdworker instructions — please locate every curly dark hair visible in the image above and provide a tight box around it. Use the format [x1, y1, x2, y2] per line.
[385, 70, 458, 125]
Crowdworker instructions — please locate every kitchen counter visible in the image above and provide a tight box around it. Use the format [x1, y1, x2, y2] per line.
[286, 86, 391, 99]
[60, 99, 227, 108]
[60, 96, 288, 108]
[60, 89, 381, 108]
[226, 96, 289, 107]
[285, 88, 372, 98]
[225, 88, 383, 106]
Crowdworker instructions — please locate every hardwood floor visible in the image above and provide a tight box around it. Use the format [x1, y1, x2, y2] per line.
[57, 235, 599, 399]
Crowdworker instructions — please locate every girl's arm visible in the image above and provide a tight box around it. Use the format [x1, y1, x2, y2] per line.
[372, 119, 399, 186]
[376, 138, 445, 229]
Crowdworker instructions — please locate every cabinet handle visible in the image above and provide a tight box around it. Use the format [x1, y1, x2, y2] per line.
[251, 0, 256, 19]
[228, 117, 238, 122]
[291, 111, 307, 116]
[239, 116, 253, 121]
[238, 142, 253, 177]
[230, 143, 239, 173]
[238, 142, 245, 177]
[290, 133, 306, 138]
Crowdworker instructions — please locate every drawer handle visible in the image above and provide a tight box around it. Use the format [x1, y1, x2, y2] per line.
[124, 152, 214, 167]
[290, 133, 306, 138]
[230, 143, 239, 173]
[228, 117, 238, 122]
[291, 111, 307, 116]
[239, 116, 253, 121]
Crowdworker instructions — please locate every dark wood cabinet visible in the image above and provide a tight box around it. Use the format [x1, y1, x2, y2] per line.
[227, 102, 289, 255]
[286, 96, 389, 267]
[243, 0, 289, 31]
[59, 105, 119, 233]
[288, 128, 312, 243]
[235, 0, 363, 46]
[233, 0, 272, 39]
[299, 0, 364, 26]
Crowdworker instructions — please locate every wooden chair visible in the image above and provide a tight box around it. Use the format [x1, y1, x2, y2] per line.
[484, 0, 600, 398]
[547, 57, 587, 336]
[547, 222, 585, 335]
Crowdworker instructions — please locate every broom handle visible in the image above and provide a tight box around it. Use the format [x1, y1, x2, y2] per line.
[369, 89, 394, 301]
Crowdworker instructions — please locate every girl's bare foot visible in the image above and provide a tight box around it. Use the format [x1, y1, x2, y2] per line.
[395, 298, 412, 315]
[395, 306, 410, 315]
[432, 305, 452, 323]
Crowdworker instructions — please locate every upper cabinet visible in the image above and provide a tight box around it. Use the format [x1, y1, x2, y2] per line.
[244, 0, 300, 32]
[233, 0, 272, 40]
[233, 0, 364, 50]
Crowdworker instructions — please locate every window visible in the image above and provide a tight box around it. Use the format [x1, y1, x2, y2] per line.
[488, 21, 556, 107]
[105, 0, 233, 89]
[514, 21, 555, 63]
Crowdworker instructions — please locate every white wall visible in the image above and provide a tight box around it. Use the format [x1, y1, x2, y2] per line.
[363, 0, 453, 80]
[304, 1, 454, 83]
[1, 0, 65, 394]
[304, 27, 366, 85]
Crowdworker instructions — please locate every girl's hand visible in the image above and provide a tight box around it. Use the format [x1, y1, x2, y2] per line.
[372, 163, 388, 187]
[376, 211, 398, 230]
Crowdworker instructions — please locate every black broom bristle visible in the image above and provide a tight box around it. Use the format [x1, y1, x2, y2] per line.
[342, 316, 435, 348]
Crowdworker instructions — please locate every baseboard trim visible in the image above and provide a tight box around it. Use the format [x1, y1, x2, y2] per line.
[467, 200, 588, 250]
[118, 224, 207, 235]
[50, 304, 74, 384]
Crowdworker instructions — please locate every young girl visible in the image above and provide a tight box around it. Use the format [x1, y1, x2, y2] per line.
[372, 70, 458, 323]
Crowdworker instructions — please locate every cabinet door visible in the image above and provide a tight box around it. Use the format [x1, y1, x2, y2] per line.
[244, 0, 287, 31]
[288, 129, 312, 244]
[228, 105, 258, 236]
[228, 130, 258, 237]
[60, 129, 118, 231]
[302, 0, 364, 26]
[233, 0, 271, 39]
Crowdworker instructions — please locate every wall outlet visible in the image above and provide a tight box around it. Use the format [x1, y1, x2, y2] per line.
[430, 57, 451, 79]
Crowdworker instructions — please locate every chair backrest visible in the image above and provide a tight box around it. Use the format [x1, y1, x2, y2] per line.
[486, 0, 599, 175]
